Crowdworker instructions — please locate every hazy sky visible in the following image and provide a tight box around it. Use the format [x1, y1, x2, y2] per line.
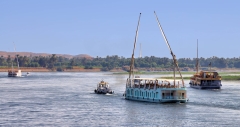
[1, 0, 240, 58]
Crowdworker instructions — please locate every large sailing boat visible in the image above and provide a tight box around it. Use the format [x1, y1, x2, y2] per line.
[124, 12, 188, 103]
[8, 43, 22, 77]
[189, 40, 222, 89]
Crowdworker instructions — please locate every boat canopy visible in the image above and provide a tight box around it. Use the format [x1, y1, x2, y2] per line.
[130, 77, 181, 82]
[200, 71, 219, 75]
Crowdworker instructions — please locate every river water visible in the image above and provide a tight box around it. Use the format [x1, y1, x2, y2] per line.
[0, 72, 240, 126]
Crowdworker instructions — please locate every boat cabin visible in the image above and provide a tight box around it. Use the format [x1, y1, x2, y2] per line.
[199, 71, 221, 79]
[98, 81, 109, 88]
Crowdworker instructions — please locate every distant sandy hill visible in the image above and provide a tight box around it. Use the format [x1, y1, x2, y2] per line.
[0, 51, 92, 59]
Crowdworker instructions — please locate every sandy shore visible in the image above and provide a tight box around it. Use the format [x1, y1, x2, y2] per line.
[0, 67, 101, 72]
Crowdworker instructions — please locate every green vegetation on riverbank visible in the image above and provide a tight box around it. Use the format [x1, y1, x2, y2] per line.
[113, 71, 240, 80]
[2, 54, 240, 71]
[158, 75, 240, 80]
[113, 71, 240, 75]
[113, 71, 194, 75]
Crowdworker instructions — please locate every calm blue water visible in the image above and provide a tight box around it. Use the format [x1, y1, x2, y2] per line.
[0, 72, 240, 126]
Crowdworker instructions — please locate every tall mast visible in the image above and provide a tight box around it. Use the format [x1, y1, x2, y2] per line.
[154, 11, 184, 86]
[129, 13, 141, 79]
[139, 43, 142, 58]
[173, 62, 175, 86]
[196, 39, 199, 74]
[13, 42, 20, 70]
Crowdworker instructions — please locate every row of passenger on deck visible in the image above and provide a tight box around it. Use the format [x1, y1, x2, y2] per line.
[131, 83, 180, 89]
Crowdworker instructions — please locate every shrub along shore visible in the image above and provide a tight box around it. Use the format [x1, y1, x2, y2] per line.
[0, 67, 101, 72]
[159, 76, 240, 80]
[1, 66, 240, 80]
[113, 71, 240, 80]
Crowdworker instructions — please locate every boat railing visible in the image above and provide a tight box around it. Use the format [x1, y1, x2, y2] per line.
[126, 78, 184, 89]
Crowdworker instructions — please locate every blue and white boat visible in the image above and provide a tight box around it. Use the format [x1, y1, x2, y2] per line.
[124, 12, 188, 103]
[125, 77, 187, 103]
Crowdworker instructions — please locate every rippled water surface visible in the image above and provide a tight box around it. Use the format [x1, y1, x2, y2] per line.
[0, 72, 240, 126]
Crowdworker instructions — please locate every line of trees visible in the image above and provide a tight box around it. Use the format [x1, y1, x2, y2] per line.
[1, 55, 240, 70]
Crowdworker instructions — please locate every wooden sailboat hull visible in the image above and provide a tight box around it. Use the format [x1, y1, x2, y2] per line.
[190, 85, 221, 89]
[189, 80, 222, 89]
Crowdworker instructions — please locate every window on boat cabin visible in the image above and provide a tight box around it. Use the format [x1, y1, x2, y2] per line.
[134, 79, 140, 84]
[171, 92, 173, 96]
[156, 92, 158, 98]
[182, 93, 185, 98]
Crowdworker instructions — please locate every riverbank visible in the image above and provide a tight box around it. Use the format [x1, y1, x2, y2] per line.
[158, 76, 240, 80]
[113, 71, 240, 80]
[0, 67, 101, 72]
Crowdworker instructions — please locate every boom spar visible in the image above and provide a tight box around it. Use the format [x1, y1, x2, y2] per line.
[129, 13, 141, 79]
[154, 11, 184, 86]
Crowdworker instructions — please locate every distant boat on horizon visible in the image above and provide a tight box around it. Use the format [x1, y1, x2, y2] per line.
[8, 43, 22, 77]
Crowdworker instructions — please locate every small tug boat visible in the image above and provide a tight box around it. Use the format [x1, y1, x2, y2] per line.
[124, 12, 188, 103]
[94, 80, 114, 94]
[189, 40, 222, 89]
